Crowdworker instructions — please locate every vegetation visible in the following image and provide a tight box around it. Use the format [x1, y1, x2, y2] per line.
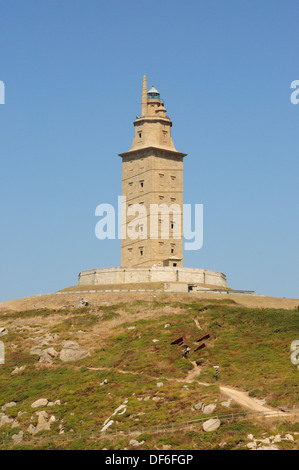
[0, 296, 298, 449]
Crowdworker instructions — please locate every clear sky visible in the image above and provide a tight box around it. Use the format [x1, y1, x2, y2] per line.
[0, 0, 298, 301]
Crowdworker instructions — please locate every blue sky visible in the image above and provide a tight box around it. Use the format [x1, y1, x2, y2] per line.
[0, 0, 298, 301]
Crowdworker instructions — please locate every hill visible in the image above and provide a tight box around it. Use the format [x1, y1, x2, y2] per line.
[0, 291, 298, 450]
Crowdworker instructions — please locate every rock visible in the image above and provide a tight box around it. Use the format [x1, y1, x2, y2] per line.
[247, 434, 254, 440]
[59, 341, 90, 362]
[31, 398, 48, 408]
[77, 297, 89, 307]
[254, 398, 266, 405]
[11, 420, 20, 428]
[144, 396, 150, 401]
[247, 442, 257, 449]
[54, 400, 61, 406]
[0, 328, 8, 337]
[0, 414, 13, 427]
[39, 347, 59, 364]
[259, 438, 271, 444]
[218, 441, 227, 448]
[36, 411, 48, 426]
[203, 404, 216, 414]
[152, 397, 162, 402]
[12, 431, 23, 445]
[194, 402, 203, 410]
[11, 365, 26, 375]
[164, 324, 171, 328]
[28, 411, 55, 434]
[27, 424, 36, 435]
[47, 402, 54, 407]
[156, 382, 164, 387]
[182, 385, 189, 391]
[30, 346, 42, 356]
[221, 399, 232, 408]
[129, 439, 144, 447]
[202, 418, 221, 432]
[127, 326, 135, 330]
[2, 401, 16, 412]
[101, 419, 114, 433]
[100, 379, 108, 386]
[284, 434, 294, 442]
[257, 445, 279, 450]
[152, 339, 159, 343]
[162, 445, 172, 450]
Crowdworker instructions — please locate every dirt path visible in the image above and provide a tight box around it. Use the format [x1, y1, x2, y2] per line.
[218, 385, 272, 412]
[189, 318, 275, 413]
[86, 362, 272, 413]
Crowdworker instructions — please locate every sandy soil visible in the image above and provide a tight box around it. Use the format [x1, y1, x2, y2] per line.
[1, 291, 298, 313]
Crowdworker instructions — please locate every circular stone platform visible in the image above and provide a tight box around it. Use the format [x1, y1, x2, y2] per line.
[78, 266, 227, 289]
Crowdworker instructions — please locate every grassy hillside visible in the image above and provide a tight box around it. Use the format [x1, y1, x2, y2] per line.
[0, 296, 298, 450]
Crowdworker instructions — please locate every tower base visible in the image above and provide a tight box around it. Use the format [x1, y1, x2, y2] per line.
[78, 266, 227, 290]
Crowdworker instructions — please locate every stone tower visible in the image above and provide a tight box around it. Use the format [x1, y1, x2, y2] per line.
[119, 75, 187, 268]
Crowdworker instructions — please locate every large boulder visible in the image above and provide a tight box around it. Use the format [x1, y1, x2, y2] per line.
[59, 341, 90, 362]
[202, 418, 221, 432]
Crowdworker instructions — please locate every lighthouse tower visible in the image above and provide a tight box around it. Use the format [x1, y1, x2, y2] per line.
[119, 75, 187, 268]
[78, 75, 228, 290]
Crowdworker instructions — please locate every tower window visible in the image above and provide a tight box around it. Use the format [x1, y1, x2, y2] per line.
[140, 180, 144, 188]
[171, 248, 174, 254]
[138, 132, 142, 139]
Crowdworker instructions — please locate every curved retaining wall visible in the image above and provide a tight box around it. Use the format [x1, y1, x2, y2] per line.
[78, 266, 227, 288]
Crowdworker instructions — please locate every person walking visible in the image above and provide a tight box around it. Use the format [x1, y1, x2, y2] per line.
[183, 345, 190, 359]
